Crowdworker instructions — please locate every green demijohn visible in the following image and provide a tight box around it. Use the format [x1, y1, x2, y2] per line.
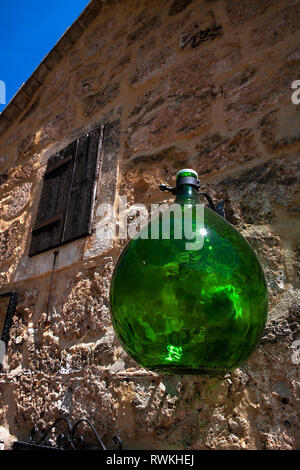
[109, 169, 268, 375]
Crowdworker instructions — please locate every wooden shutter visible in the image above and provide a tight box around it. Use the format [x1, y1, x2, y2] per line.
[62, 127, 103, 243]
[29, 127, 103, 256]
[29, 142, 76, 256]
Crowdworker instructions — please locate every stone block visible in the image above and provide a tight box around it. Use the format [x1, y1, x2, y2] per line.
[222, 62, 296, 130]
[33, 63, 49, 84]
[22, 77, 42, 99]
[84, 82, 119, 117]
[195, 128, 261, 176]
[55, 35, 74, 57]
[110, 52, 131, 80]
[127, 15, 162, 43]
[258, 106, 300, 150]
[13, 91, 31, 112]
[1, 104, 20, 122]
[122, 146, 190, 203]
[127, 55, 217, 153]
[65, 21, 84, 44]
[161, 10, 192, 40]
[127, 93, 212, 153]
[78, 6, 96, 30]
[44, 48, 62, 70]
[179, 20, 223, 50]
[226, 0, 276, 25]
[130, 47, 175, 85]
[168, 0, 193, 16]
[138, 37, 156, 56]
[0, 183, 32, 220]
[215, 154, 300, 225]
[19, 96, 41, 124]
[0, 220, 23, 267]
[250, 2, 300, 48]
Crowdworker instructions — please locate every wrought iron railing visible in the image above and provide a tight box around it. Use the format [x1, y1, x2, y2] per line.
[12, 417, 122, 450]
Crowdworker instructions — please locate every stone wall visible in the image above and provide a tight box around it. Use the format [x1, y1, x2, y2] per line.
[0, 0, 299, 449]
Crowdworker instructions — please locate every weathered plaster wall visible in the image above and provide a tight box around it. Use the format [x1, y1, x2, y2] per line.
[0, 0, 299, 449]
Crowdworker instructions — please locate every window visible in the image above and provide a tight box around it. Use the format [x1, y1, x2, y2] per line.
[29, 126, 103, 256]
[0, 291, 17, 368]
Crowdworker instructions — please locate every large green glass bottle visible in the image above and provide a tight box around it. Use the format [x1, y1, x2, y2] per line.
[110, 170, 268, 375]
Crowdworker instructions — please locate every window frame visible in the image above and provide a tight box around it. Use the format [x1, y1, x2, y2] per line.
[0, 291, 18, 368]
[29, 125, 104, 257]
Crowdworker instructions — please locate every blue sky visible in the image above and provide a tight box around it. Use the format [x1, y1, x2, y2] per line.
[0, 0, 90, 112]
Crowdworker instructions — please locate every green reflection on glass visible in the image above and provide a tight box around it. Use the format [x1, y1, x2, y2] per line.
[165, 344, 183, 361]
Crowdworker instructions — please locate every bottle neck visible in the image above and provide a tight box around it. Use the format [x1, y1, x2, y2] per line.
[175, 184, 200, 204]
